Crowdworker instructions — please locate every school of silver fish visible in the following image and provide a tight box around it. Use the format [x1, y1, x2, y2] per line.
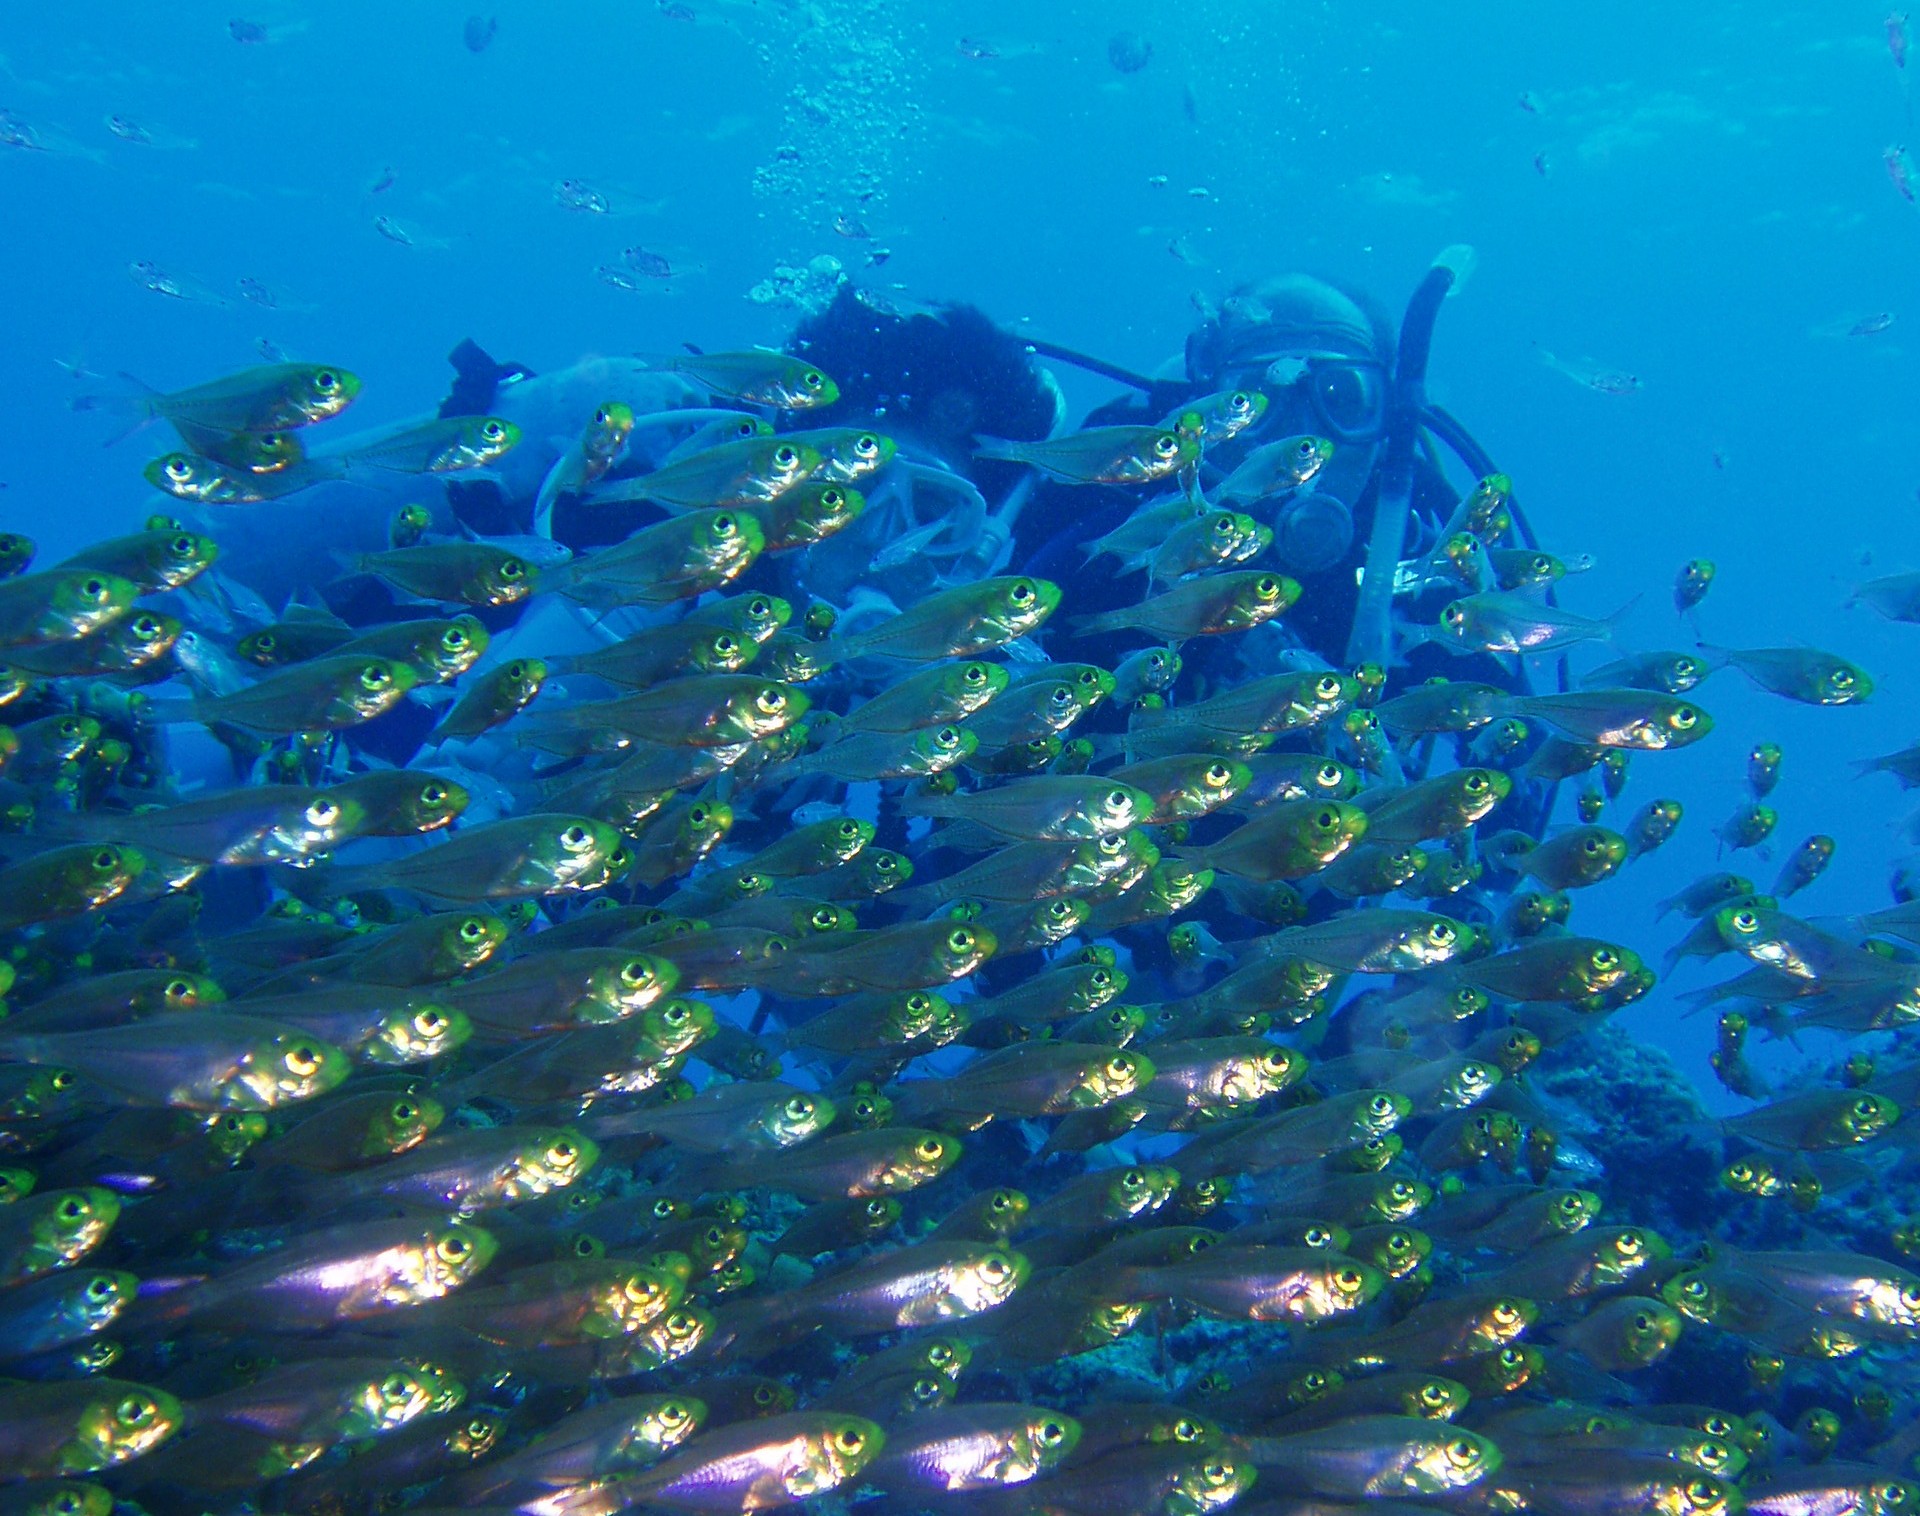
[0, 349, 1916, 1516]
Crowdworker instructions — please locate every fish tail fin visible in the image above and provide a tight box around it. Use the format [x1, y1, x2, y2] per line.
[971, 436, 1030, 465]
[1603, 593, 1643, 635]
[72, 374, 162, 445]
[1693, 643, 1734, 673]
[1067, 609, 1130, 638]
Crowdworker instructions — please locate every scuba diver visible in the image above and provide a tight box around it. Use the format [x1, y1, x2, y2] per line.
[784, 248, 1532, 696]
[421, 248, 1538, 709]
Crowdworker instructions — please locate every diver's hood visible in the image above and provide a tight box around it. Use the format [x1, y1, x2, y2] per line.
[1188, 274, 1378, 383]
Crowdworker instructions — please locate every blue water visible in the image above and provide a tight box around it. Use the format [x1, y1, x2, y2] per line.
[8, 1, 1915, 1111]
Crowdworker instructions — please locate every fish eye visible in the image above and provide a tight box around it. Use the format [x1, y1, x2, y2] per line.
[285, 1043, 324, 1077]
[115, 1394, 157, 1428]
[92, 848, 120, 871]
[802, 369, 827, 390]
[1295, 439, 1319, 459]
[915, 1136, 947, 1160]
[315, 370, 339, 392]
[57, 1195, 89, 1222]
[84, 1274, 117, 1302]
[1853, 1096, 1883, 1119]
[836, 1426, 866, 1453]
[1592, 947, 1620, 969]
[1465, 771, 1489, 793]
[164, 457, 194, 482]
[547, 1138, 578, 1165]
[1674, 705, 1699, 728]
[562, 824, 592, 848]
[1154, 432, 1180, 457]
[1106, 1056, 1134, 1079]
[1448, 1439, 1479, 1466]
[932, 725, 961, 749]
[783, 1096, 813, 1121]
[481, 421, 505, 441]
[499, 557, 527, 580]
[1687, 1482, 1717, 1505]
[1443, 604, 1466, 628]
[774, 445, 800, 468]
[947, 928, 974, 953]
[712, 513, 737, 536]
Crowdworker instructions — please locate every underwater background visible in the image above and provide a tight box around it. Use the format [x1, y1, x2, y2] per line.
[2, 2, 1920, 1512]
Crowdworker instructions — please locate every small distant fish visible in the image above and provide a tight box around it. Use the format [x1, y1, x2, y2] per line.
[555, 178, 610, 213]
[834, 214, 873, 239]
[1851, 311, 1896, 335]
[659, 1, 695, 19]
[1887, 144, 1916, 203]
[127, 260, 230, 307]
[229, 18, 268, 42]
[105, 115, 151, 144]
[372, 214, 446, 248]
[236, 276, 283, 309]
[1107, 31, 1152, 73]
[620, 245, 672, 279]
[1535, 346, 1640, 395]
[367, 165, 397, 194]
[463, 14, 497, 52]
[0, 107, 47, 152]
[957, 36, 998, 58]
[1891, 11, 1910, 69]
[1518, 91, 1543, 113]
[1532, 151, 1549, 177]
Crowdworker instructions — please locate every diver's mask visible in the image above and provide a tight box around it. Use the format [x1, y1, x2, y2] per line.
[1263, 356, 1390, 446]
